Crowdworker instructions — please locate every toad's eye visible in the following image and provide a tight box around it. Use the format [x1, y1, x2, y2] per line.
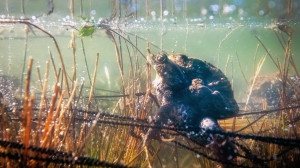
[156, 54, 167, 63]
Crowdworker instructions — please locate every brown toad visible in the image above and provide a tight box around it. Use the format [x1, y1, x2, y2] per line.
[145, 53, 239, 162]
[168, 53, 239, 119]
[248, 73, 300, 110]
[147, 53, 238, 129]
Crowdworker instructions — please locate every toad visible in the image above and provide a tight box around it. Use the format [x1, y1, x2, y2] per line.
[249, 73, 300, 110]
[145, 53, 239, 162]
[147, 53, 238, 129]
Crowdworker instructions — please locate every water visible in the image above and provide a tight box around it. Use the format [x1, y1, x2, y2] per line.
[1, 1, 300, 167]
[1, 17, 299, 100]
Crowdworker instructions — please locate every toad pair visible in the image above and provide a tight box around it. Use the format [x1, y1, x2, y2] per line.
[146, 53, 239, 161]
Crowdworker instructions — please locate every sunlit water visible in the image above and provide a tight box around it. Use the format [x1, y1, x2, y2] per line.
[0, 1, 300, 167]
[0, 0, 300, 104]
[1, 16, 299, 101]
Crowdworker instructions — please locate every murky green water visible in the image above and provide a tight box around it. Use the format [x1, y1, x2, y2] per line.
[0, 0, 300, 100]
[1, 1, 300, 167]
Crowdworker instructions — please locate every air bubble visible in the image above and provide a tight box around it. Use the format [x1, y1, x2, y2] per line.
[210, 4, 219, 13]
[238, 8, 244, 15]
[151, 11, 156, 16]
[163, 10, 169, 16]
[201, 8, 207, 15]
[258, 10, 265, 16]
[90, 10, 96, 16]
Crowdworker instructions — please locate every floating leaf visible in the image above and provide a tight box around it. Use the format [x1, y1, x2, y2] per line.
[79, 26, 95, 37]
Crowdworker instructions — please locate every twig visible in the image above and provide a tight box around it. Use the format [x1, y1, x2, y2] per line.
[0, 20, 70, 95]
[47, 0, 54, 15]
[80, 38, 92, 85]
[48, 47, 58, 81]
[217, 25, 242, 67]
[254, 35, 279, 70]
[106, 29, 146, 59]
[236, 52, 249, 85]
[253, 44, 259, 75]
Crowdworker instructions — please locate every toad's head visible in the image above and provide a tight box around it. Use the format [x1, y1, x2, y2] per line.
[147, 53, 187, 89]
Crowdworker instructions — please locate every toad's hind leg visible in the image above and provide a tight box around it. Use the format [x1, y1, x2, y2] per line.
[143, 104, 174, 145]
[199, 118, 237, 162]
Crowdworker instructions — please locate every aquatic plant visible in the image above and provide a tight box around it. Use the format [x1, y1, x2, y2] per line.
[0, 0, 300, 168]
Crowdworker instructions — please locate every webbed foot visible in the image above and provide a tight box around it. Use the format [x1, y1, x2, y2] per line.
[200, 118, 237, 162]
[143, 128, 162, 146]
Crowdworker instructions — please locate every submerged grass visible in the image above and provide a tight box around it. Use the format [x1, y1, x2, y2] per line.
[0, 1, 300, 168]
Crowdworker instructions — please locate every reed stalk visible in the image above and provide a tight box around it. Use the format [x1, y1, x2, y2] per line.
[41, 90, 65, 148]
[48, 47, 58, 81]
[69, 0, 74, 19]
[21, 58, 34, 165]
[110, 32, 127, 109]
[224, 55, 230, 76]
[146, 0, 150, 19]
[1, 2, 300, 167]
[35, 61, 50, 146]
[56, 80, 77, 140]
[240, 54, 266, 133]
[41, 82, 60, 147]
[76, 108, 102, 155]
[21, 0, 25, 15]
[77, 54, 99, 154]
[236, 52, 249, 85]
[20, 25, 29, 101]
[254, 35, 279, 70]
[71, 30, 77, 83]
[36, 67, 43, 90]
[80, 38, 92, 85]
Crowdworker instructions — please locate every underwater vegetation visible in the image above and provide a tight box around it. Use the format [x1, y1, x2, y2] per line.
[0, 0, 300, 168]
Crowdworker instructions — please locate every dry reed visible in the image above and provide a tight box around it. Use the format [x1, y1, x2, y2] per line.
[0, 1, 300, 167]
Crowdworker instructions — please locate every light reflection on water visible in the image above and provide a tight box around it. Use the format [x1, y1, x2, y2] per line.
[0, 18, 299, 101]
[0, 0, 300, 103]
[0, 2, 299, 167]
